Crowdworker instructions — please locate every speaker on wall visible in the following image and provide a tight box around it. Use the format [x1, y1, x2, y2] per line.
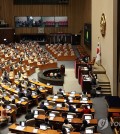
[72, 34, 81, 45]
[13, 0, 69, 5]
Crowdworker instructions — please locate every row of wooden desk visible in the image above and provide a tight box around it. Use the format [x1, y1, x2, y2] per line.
[9, 123, 101, 134]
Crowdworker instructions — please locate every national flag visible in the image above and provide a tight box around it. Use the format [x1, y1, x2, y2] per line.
[96, 41, 101, 65]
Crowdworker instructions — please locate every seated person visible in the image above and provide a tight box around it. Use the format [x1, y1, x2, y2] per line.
[80, 119, 89, 133]
[1, 97, 10, 105]
[57, 88, 64, 95]
[41, 117, 52, 129]
[39, 101, 48, 112]
[26, 89, 33, 100]
[25, 109, 34, 120]
[69, 105, 75, 113]
[90, 88, 96, 98]
[81, 105, 91, 114]
[35, 86, 41, 95]
[62, 118, 74, 131]
[18, 88, 25, 98]
[1, 104, 11, 122]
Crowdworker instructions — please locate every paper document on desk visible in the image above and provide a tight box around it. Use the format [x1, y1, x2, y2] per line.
[76, 109, 78, 111]
[16, 126, 25, 130]
[17, 101, 21, 104]
[52, 98, 56, 101]
[34, 115, 38, 118]
[33, 128, 38, 133]
[80, 100, 88, 103]
[49, 116, 54, 120]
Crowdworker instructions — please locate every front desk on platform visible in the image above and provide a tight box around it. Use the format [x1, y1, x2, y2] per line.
[38, 68, 64, 86]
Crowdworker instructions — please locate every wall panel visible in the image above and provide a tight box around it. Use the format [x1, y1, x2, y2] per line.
[0, 0, 87, 34]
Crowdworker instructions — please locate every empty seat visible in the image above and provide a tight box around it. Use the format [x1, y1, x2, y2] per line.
[37, 109, 45, 115]
[26, 118, 35, 127]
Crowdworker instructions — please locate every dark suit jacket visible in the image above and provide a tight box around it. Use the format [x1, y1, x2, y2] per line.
[25, 112, 34, 120]
[18, 92, 25, 98]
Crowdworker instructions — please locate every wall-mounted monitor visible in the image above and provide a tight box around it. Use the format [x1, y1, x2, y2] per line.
[55, 16, 68, 27]
[14, 16, 68, 28]
[84, 23, 91, 47]
[42, 17, 55, 27]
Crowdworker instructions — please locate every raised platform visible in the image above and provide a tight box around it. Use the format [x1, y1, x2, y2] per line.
[93, 63, 111, 96]
[38, 68, 64, 86]
[93, 63, 106, 74]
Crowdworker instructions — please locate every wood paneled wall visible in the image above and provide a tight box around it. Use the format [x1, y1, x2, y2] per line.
[0, 0, 90, 35]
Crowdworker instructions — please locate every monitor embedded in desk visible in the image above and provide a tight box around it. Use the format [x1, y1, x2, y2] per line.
[34, 110, 39, 115]
[85, 129, 93, 134]
[82, 97, 88, 101]
[6, 105, 11, 110]
[49, 113, 55, 117]
[67, 114, 74, 119]
[56, 103, 62, 108]
[40, 124, 47, 130]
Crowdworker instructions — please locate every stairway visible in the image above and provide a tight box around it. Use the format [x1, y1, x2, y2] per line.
[93, 64, 111, 96]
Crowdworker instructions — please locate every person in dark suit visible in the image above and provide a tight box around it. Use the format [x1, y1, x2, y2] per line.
[90, 88, 96, 98]
[39, 101, 48, 112]
[80, 120, 89, 133]
[69, 105, 75, 112]
[25, 109, 34, 120]
[35, 86, 41, 95]
[41, 117, 52, 129]
[26, 89, 33, 100]
[18, 88, 25, 98]
[57, 88, 64, 95]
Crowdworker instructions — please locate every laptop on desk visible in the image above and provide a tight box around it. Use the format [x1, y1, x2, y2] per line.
[40, 124, 47, 130]
[85, 129, 93, 134]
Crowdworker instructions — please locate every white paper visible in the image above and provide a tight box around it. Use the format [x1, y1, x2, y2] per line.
[17, 101, 21, 104]
[80, 100, 88, 103]
[52, 99, 56, 101]
[64, 100, 66, 102]
[34, 115, 38, 118]
[76, 109, 78, 111]
[49, 116, 54, 120]
[33, 129, 38, 133]
[16, 126, 25, 130]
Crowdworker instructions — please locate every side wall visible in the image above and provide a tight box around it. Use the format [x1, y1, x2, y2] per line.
[92, 0, 117, 95]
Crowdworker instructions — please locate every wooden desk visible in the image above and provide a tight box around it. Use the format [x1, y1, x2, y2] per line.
[108, 108, 120, 113]
[9, 123, 60, 134]
[47, 97, 93, 105]
[47, 105, 95, 114]
[64, 92, 91, 98]
[30, 80, 53, 94]
[9, 123, 100, 134]
[35, 115, 97, 125]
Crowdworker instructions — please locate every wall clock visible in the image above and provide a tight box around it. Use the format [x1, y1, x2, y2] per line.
[100, 13, 106, 37]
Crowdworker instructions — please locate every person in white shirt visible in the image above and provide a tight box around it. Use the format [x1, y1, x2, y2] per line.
[62, 118, 74, 131]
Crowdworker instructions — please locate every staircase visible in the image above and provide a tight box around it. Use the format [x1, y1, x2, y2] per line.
[93, 64, 111, 96]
